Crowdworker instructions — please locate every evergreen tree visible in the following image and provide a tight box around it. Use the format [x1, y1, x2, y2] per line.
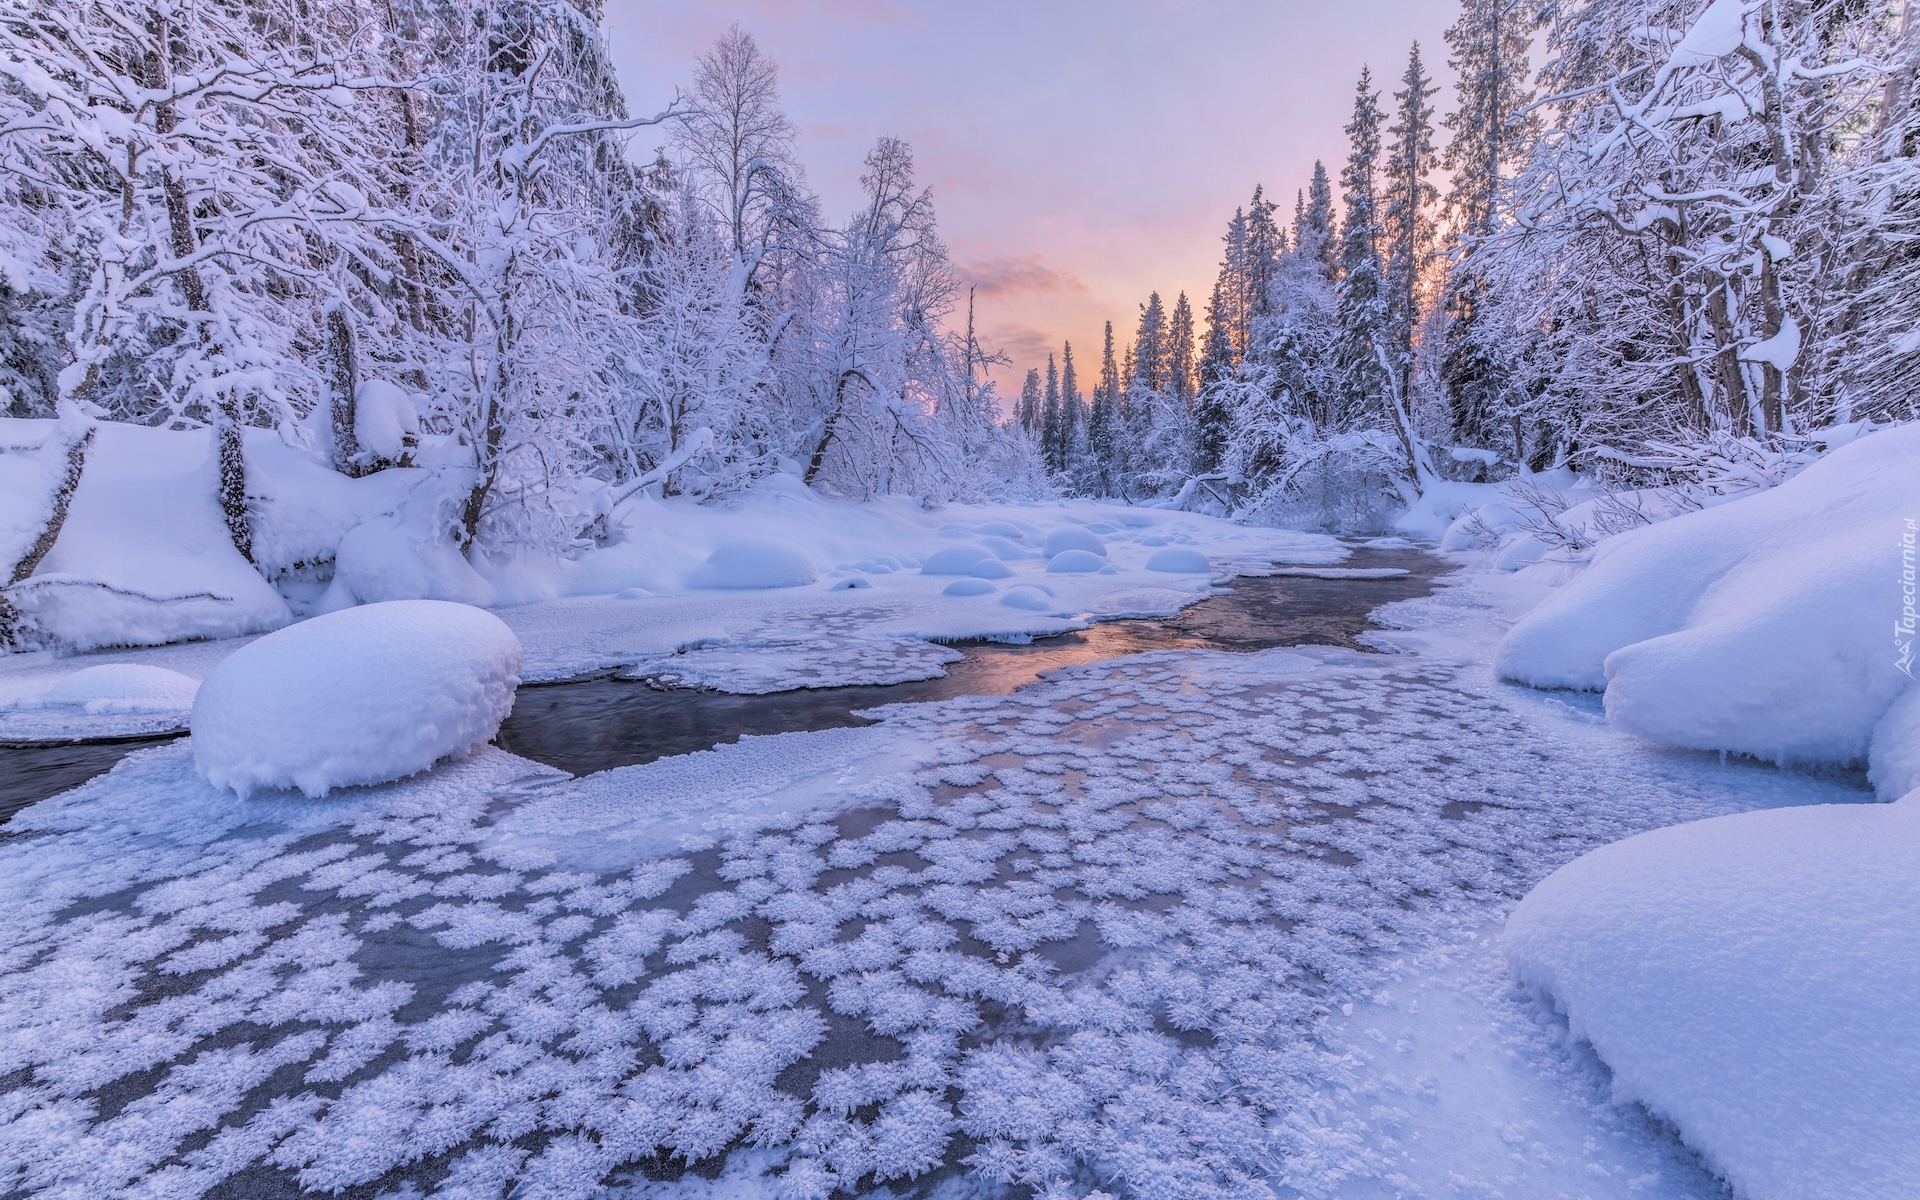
[1440, 0, 1537, 446]
[1383, 42, 1439, 408]
[1244, 187, 1284, 328]
[1169, 292, 1197, 407]
[1133, 293, 1169, 393]
[1336, 67, 1388, 424]
[1017, 368, 1043, 436]
[1296, 161, 1337, 277]
[1057, 341, 1082, 470]
[1086, 321, 1121, 494]
[1215, 208, 1250, 359]
[1194, 280, 1237, 471]
[1040, 353, 1061, 470]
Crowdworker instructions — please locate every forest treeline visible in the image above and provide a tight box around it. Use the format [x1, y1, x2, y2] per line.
[1022, 0, 1920, 525]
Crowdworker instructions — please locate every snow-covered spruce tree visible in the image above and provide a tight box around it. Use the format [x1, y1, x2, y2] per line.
[1056, 339, 1082, 475]
[1335, 68, 1390, 431]
[1191, 279, 1237, 472]
[1168, 290, 1198, 410]
[1437, 0, 1539, 450]
[1383, 42, 1439, 417]
[1016, 366, 1042, 437]
[1038, 351, 1060, 470]
[1084, 320, 1123, 493]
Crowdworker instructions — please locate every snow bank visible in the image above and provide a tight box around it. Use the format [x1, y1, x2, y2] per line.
[1496, 425, 1919, 765]
[191, 600, 520, 797]
[18, 663, 198, 714]
[1504, 798, 1920, 1200]
[1870, 685, 1920, 802]
[688, 538, 818, 589]
[6, 422, 291, 650]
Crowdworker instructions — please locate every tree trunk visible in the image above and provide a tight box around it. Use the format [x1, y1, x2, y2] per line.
[146, 16, 253, 559]
[0, 427, 94, 647]
[328, 308, 362, 474]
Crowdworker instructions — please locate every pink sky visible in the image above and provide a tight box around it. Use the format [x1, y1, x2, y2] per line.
[603, 1, 1458, 397]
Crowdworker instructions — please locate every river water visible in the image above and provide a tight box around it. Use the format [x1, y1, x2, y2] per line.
[0, 544, 1441, 820]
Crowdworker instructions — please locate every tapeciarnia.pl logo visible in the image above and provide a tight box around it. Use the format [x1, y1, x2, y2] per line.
[1900, 517, 1917, 679]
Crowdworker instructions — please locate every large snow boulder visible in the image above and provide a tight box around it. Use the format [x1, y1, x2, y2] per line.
[21, 664, 198, 715]
[1496, 425, 1919, 764]
[920, 545, 994, 575]
[689, 539, 817, 589]
[9, 422, 291, 650]
[192, 600, 521, 798]
[1042, 528, 1107, 558]
[1504, 799, 1920, 1200]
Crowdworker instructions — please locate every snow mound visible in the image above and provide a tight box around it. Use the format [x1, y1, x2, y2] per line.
[1046, 549, 1106, 574]
[8, 422, 291, 650]
[1496, 425, 1919, 764]
[690, 539, 817, 589]
[20, 664, 199, 714]
[920, 545, 993, 575]
[1870, 686, 1920, 801]
[191, 600, 521, 798]
[1145, 548, 1210, 573]
[942, 579, 996, 597]
[1042, 528, 1107, 558]
[352, 379, 419, 463]
[324, 512, 493, 609]
[1504, 799, 1920, 1200]
[1000, 584, 1056, 611]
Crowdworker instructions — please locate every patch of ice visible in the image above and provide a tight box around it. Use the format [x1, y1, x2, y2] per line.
[191, 600, 522, 798]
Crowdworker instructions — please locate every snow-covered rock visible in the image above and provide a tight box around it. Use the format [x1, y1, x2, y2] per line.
[191, 600, 521, 798]
[7, 422, 291, 650]
[920, 545, 994, 575]
[1504, 798, 1920, 1200]
[1046, 549, 1106, 574]
[1496, 425, 1919, 765]
[1145, 547, 1209, 573]
[689, 539, 818, 589]
[1000, 584, 1056, 611]
[18, 663, 198, 714]
[1042, 528, 1106, 558]
[352, 379, 420, 463]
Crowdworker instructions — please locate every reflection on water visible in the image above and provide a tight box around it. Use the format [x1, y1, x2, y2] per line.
[496, 546, 1441, 778]
[0, 546, 1442, 818]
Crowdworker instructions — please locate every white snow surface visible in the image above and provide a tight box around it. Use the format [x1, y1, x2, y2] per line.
[1870, 684, 1920, 801]
[5, 422, 292, 650]
[17, 663, 197, 713]
[1496, 424, 1920, 766]
[0, 552, 1880, 1200]
[1504, 797, 1920, 1200]
[191, 600, 522, 798]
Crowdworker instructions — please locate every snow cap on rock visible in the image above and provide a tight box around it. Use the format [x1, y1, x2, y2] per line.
[191, 600, 521, 798]
[691, 539, 818, 589]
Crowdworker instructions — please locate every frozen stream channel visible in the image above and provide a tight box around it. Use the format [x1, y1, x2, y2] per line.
[0, 550, 1870, 1199]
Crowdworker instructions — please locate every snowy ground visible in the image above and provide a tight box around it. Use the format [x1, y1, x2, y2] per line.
[0, 550, 1873, 1199]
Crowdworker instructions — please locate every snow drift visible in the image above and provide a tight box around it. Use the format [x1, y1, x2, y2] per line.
[1505, 797, 1920, 1200]
[5, 422, 291, 650]
[1496, 424, 1920, 766]
[191, 600, 521, 797]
